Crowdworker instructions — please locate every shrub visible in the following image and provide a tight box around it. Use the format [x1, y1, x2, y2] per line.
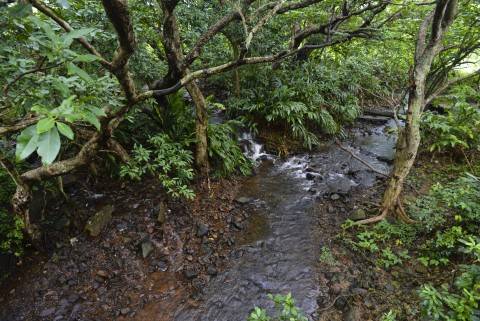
[247, 293, 308, 321]
[119, 133, 195, 199]
[419, 237, 480, 320]
[0, 167, 23, 256]
[409, 172, 480, 265]
[227, 57, 382, 149]
[207, 120, 253, 178]
[422, 85, 480, 155]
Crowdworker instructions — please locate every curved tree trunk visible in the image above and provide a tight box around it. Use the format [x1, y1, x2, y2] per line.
[353, 0, 458, 225]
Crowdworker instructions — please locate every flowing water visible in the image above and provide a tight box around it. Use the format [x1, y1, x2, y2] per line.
[169, 118, 397, 321]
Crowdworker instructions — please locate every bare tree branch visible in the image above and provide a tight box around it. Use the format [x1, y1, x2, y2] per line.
[0, 116, 45, 135]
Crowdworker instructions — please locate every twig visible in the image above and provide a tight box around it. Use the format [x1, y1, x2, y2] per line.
[318, 293, 358, 312]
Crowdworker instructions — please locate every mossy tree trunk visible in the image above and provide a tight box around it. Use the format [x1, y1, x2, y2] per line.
[354, 0, 459, 225]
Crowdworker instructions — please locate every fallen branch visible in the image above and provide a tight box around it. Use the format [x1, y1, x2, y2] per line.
[335, 138, 390, 178]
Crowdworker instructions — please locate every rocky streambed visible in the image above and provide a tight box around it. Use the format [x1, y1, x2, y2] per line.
[1, 116, 426, 321]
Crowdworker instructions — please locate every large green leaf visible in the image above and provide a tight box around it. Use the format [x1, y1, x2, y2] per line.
[37, 117, 56, 134]
[65, 28, 95, 42]
[15, 125, 39, 162]
[37, 127, 61, 165]
[31, 16, 57, 44]
[67, 62, 93, 83]
[84, 113, 101, 130]
[56, 122, 74, 140]
[8, 3, 32, 18]
[57, 0, 70, 9]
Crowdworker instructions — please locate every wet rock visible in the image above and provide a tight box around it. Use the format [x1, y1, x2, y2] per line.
[156, 261, 168, 272]
[232, 221, 244, 230]
[377, 155, 394, 164]
[350, 287, 367, 295]
[335, 296, 348, 310]
[206, 266, 218, 276]
[120, 307, 131, 315]
[384, 284, 396, 292]
[196, 223, 209, 237]
[141, 242, 154, 258]
[306, 173, 316, 180]
[54, 217, 70, 231]
[84, 205, 114, 237]
[183, 269, 198, 280]
[349, 209, 366, 221]
[331, 194, 341, 200]
[236, 197, 252, 204]
[40, 307, 56, 318]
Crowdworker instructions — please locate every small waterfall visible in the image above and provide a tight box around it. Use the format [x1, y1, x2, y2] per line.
[238, 132, 269, 161]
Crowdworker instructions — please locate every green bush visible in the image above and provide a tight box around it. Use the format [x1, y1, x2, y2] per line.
[207, 120, 253, 178]
[409, 172, 480, 265]
[419, 237, 480, 320]
[119, 133, 196, 199]
[227, 57, 382, 148]
[0, 167, 23, 256]
[422, 85, 480, 154]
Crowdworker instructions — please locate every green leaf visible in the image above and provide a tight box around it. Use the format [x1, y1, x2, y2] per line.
[8, 3, 32, 18]
[84, 113, 101, 130]
[37, 117, 56, 134]
[37, 127, 61, 165]
[57, 0, 70, 9]
[31, 105, 48, 115]
[15, 125, 39, 162]
[31, 16, 56, 44]
[56, 122, 74, 140]
[67, 62, 93, 83]
[86, 106, 107, 117]
[72, 53, 99, 63]
[64, 28, 95, 42]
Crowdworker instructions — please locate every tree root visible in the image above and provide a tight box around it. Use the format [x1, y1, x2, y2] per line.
[350, 209, 388, 226]
[396, 199, 420, 223]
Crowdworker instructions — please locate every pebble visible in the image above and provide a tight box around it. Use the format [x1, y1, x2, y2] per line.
[141, 242, 155, 258]
[120, 307, 131, 315]
[331, 194, 340, 200]
[206, 266, 218, 276]
[96, 270, 108, 278]
[71, 303, 82, 316]
[334, 296, 347, 310]
[183, 269, 198, 280]
[196, 223, 209, 237]
[40, 307, 56, 317]
[385, 284, 396, 292]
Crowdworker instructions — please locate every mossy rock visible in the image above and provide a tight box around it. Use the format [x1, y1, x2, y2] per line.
[84, 205, 114, 236]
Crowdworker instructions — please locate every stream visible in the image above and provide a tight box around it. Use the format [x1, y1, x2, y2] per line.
[170, 118, 397, 321]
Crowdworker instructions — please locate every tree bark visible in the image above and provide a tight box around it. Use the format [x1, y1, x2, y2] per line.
[185, 81, 209, 176]
[353, 0, 458, 225]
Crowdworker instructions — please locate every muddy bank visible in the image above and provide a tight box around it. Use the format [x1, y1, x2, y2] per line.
[0, 177, 248, 321]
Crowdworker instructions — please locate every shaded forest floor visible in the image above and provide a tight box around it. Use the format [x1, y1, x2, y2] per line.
[0, 139, 471, 321]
